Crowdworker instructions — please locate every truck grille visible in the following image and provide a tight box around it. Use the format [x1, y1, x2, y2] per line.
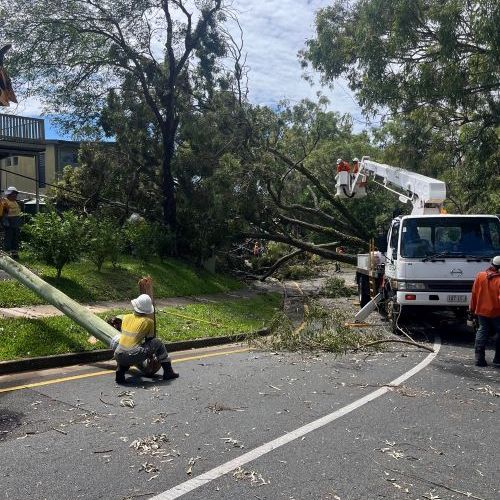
[426, 281, 473, 292]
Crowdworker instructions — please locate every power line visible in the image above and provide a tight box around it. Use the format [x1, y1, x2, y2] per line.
[0, 167, 141, 213]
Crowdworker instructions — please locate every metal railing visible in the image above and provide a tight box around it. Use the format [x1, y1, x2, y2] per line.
[0, 113, 45, 143]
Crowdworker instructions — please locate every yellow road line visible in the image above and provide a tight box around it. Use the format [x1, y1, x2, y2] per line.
[0, 347, 251, 394]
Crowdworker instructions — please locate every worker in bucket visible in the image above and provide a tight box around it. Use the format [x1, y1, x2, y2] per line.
[0, 186, 22, 260]
[113, 294, 179, 383]
[469, 256, 500, 367]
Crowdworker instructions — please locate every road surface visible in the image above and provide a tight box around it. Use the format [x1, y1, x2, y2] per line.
[0, 326, 498, 500]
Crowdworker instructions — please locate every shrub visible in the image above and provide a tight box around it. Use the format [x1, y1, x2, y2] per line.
[23, 210, 85, 278]
[85, 216, 122, 271]
[124, 219, 173, 262]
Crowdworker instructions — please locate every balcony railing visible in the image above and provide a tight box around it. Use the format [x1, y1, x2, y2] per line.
[0, 113, 45, 143]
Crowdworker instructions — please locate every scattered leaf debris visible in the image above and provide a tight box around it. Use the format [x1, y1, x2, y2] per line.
[130, 434, 169, 455]
[138, 462, 159, 474]
[186, 456, 201, 475]
[469, 385, 499, 397]
[120, 398, 136, 408]
[220, 437, 244, 448]
[232, 466, 269, 486]
[206, 403, 246, 413]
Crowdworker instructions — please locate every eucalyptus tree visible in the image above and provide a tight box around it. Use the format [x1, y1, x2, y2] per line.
[301, 0, 499, 129]
[1, 0, 235, 231]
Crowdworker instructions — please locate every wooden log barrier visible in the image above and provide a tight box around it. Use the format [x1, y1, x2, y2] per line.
[0, 253, 116, 346]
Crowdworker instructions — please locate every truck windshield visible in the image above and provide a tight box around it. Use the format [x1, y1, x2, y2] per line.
[400, 217, 500, 259]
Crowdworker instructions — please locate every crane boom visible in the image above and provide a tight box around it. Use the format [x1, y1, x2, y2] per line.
[336, 156, 447, 215]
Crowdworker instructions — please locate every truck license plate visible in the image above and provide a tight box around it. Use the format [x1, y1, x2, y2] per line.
[448, 295, 468, 303]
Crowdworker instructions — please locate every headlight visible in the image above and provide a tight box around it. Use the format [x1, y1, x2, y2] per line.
[397, 281, 426, 290]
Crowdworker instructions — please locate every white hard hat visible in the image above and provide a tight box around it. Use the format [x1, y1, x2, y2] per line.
[492, 256, 500, 268]
[131, 294, 154, 314]
[353, 157, 359, 162]
[336, 158, 342, 164]
[4, 186, 18, 195]
[127, 212, 145, 224]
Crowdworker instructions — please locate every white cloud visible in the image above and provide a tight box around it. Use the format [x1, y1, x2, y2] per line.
[3, 1, 376, 132]
[231, 0, 373, 129]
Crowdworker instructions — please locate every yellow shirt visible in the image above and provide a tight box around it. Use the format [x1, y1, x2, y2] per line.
[0, 199, 21, 217]
[118, 314, 154, 350]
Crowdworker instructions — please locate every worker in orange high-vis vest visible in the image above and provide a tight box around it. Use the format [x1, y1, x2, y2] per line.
[0, 186, 22, 259]
[351, 157, 359, 173]
[469, 256, 500, 367]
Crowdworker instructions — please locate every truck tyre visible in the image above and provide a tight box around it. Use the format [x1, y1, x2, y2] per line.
[358, 275, 371, 308]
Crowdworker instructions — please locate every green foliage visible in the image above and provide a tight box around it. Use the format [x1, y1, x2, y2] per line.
[321, 277, 354, 298]
[123, 219, 173, 262]
[301, 0, 499, 214]
[251, 301, 382, 353]
[85, 216, 122, 271]
[302, 0, 499, 127]
[278, 264, 318, 280]
[23, 211, 86, 278]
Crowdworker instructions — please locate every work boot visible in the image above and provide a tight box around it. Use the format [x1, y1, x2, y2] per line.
[161, 362, 179, 381]
[475, 347, 487, 367]
[492, 338, 500, 366]
[115, 365, 129, 384]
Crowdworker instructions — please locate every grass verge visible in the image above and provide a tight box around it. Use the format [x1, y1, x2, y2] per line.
[0, 293, 281, 361]
[0, 255, 241, 308]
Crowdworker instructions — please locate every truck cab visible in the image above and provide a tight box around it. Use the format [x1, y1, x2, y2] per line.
[385, 214, 500, 311]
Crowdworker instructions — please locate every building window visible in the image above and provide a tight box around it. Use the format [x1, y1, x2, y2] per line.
[4, 156, 18, 167]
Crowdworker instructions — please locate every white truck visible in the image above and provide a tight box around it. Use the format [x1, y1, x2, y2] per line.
[335, 156, 500, 328]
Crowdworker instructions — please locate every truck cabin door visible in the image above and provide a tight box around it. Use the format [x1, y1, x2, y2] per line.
[386, 221, 400, 265]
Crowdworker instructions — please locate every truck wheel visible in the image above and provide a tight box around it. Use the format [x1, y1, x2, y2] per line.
[358, 275, 371, 308]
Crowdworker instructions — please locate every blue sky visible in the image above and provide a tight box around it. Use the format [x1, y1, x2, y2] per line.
[7, 0, 374, 139]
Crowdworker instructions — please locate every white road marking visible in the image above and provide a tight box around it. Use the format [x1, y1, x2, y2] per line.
[151, 339, 441, 499]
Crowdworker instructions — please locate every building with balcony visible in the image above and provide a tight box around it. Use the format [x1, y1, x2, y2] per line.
[0, 113, 81, 198]
[0, 139, 81, 196]
[0, 113, 46, 198]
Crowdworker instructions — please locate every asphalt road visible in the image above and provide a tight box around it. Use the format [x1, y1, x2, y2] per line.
[0, 328, 498, 500]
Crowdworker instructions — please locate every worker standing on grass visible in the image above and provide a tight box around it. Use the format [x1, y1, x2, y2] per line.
[113, 294, 179, 383]
[0, 186, 22, 260]
[469, 256, 500, 367]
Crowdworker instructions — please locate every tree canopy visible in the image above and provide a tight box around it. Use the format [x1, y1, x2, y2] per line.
[0, 0, 239, 231]
[301, 0, 499, 128]
[301, 0, 499, 214]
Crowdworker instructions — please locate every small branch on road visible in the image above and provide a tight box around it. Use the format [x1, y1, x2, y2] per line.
[385, 466, 486, 500]
[99, 392, 117, 407]
[122, 493, 155, 500]
[52, 427, 67, 435]
[355, 339, 435, 353]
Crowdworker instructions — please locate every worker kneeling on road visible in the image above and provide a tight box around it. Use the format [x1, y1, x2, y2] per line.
[469, 256, 500, 367]
[113, 294, 179, 383]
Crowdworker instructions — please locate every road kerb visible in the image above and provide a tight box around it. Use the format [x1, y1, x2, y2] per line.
[0, 328, 269, 375]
